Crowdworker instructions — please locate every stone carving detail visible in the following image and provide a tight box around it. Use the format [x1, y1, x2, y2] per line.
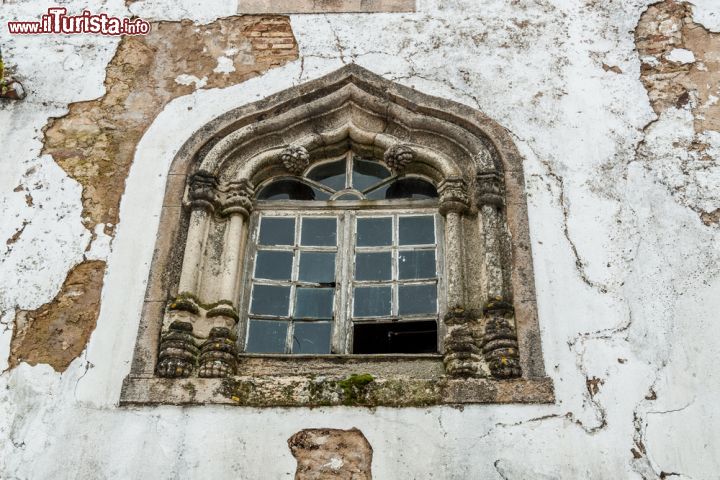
[221, 179, 254, 217]
[438, 177, 470, 215]
[383, 143, 415, 172]
[476, 170, 505, 208]
[187, 171, 219, 211]
[481, 299, 521, 379]
[156, 320, 199, 378]
[281, 145, 310, 175]
[442, 308, 482, 377]
[199, 327, 238, 378]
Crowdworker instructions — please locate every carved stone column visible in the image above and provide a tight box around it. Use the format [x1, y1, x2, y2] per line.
[437, 178, 482, 376]
[157, 172, 218, 378]
[438, 177, 469, 309]
[481, 299, 521, 379]
[442, 307, 482, 377]
[198, 180, 253, 378]
[476, 171, 521, 379]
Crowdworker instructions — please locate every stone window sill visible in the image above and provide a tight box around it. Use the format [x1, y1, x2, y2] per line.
[120, 355, 554, 407]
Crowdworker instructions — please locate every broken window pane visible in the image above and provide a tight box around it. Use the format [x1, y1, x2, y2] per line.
[397, 284, 436, 315]
[307, 159, 346, 191]
[295, 287, 334, 318]
[246, 320, 288, 353]
[259, 217, 295, 246]
[255, 250, 293, 280]
[355, 252, 392, 281]
[250, 285, 291, 316]
[257, 179, 330, 200]
[399, 216, 434, 245]
[293, 322, 332, 354]
[398, 250, 436, 279]
[298, 252, 336, 284]
[301, 217, 337, 246]
[353, 286, 392, 317]
[352, 158, 391, 191]
[356, 217, 392, 246]
[353, 320, 437, 354]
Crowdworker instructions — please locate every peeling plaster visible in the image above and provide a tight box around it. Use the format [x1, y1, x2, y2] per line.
[1, 0, 719, 478]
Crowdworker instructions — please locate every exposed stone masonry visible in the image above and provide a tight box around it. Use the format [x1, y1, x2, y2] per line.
[10, 16, 298, 373]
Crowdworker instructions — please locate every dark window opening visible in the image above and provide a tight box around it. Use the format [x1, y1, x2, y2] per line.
[352, 320, 438, 354]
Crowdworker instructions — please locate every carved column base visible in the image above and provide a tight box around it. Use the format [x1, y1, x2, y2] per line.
[442, 308, 482, 377]
[481, 300, 521, 379]
[157, 320, 199, 378]
[199, 327, 238, 378]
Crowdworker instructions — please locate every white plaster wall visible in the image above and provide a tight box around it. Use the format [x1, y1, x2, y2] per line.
[1, 0, 719, 478]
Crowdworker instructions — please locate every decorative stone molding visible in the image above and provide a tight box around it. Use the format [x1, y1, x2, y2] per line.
[476, 170, 505, 208]
[280, 145, 310, 175]
[442, 308, 482, 377]
[156, 320, 199, 378]
[438, 177, 470, 215]
[123, 64, 551, 406]
[198, 327, 238, 378]
[383, 143, 415, 172]
[481, 299, 522, 379]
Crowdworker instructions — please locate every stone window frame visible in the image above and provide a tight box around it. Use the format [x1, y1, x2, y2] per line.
[120, 64, 554, 406]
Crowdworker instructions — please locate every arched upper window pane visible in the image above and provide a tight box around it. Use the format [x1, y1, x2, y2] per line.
[257, 179, 330, 201]
[307, 159, 346, 191]
[366, 178, 438, 200]
[352, 158, 391, 191]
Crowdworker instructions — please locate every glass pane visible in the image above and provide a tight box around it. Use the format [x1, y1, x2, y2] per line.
[386, 178, 438, 199]
[307, 159, 346, 191]
[245, 320, 287, 353]
[355, 252, 392, 281]
[398, 250, 436, 279]
[301, 217, 337, 246]
[295, 288, 334, 318]
[250, 285, 291, 316]
[356, 217, 392, 246]
[258, 217, 295, 246]
[353, 286, 392, 317]
[298, 252, 336, 284]
[365, 183, 389, 200]
[292, 322, 332, 354]
[257, 179, 329, 200]
[335, 191, 363, 200]
[399, 216, 434, 245]
[398, 284, 437, 315]
[352, 158, 391, 191]
[254, 250, 293, 280]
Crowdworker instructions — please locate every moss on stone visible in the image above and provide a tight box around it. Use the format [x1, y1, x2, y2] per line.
[338, 374, 374, 406]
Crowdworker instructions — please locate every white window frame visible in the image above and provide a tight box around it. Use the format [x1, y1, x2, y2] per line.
[238, 201, 446, 355]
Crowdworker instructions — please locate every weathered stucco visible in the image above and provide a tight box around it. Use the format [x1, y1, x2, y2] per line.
[1, 0, 719, 478]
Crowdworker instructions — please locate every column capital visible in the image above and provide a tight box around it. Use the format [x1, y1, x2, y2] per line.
[187, 171, 219, 211]
[476, 170, 505, 208]
[221, 179, 254, 217]
[438, 177, 470, 215]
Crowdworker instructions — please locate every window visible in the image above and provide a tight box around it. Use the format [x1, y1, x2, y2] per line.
[243, 153, 443, 355]
[122, 65, 553, 407]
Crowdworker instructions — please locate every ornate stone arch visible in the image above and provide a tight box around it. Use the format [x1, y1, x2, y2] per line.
[121, 65, 552, 406]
